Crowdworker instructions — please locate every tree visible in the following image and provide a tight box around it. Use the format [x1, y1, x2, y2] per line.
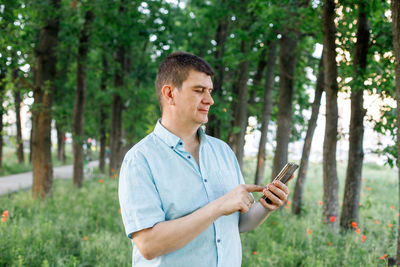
[340, 2, 370, 229]
[254, 40, 278, 185]
[72, 8, 94, 188]
[292, 52, 324, 214]
[391, 0, 400, 264]
[31, 0, 61, 198]
[322, 0, 339, 224]
[206, 1, 231, 139]
[271, 0, 311, 180]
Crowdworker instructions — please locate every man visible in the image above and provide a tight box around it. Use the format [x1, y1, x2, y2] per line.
[118, 51, 290, 266]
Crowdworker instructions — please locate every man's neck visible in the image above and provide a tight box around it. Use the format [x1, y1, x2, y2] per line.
[160, 116, 200, 146]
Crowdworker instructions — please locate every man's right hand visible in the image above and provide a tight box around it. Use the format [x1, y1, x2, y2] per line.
[215, 184, 265, 215]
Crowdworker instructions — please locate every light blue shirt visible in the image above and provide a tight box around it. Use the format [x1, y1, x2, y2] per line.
[118, 120, 245, 267]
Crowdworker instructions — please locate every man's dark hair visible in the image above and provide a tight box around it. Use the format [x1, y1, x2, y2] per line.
[155, 51, 214, 113]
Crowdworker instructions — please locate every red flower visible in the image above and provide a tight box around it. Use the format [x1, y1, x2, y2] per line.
[307, 229, 312, 235]
[318, 201, 323, 206]
[83, 236, 88, 240]
[99, 179, 103, 183]
[1, 210, 8, 218]
[329, 216, 336, 222]
[351, 222, 357, 228]
[388, 224, 393, 228]
[286, 200, 291, 205]
[380, 254, 387, 260]
[252, 251, 257, 255]
[354, 228, 360, 234]
[1, 217, 6, 222]
[361, 235, 366, 243]
[391, 206, 395, 210]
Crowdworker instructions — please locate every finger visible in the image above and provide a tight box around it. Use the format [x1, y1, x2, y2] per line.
[244, 184, 265, 193]
[263, 189, 283, 206]
[247, 194, 254, 204]
[259, 197, 277, 211]
[240, 203, 250, 214]
[272, 180, 289, 195]
[267, 185, 287, 202]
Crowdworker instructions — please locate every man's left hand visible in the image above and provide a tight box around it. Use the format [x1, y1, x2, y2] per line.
[259, 179, 290, 211]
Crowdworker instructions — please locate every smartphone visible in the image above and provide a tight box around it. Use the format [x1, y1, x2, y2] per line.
[262, 163, 299, 204]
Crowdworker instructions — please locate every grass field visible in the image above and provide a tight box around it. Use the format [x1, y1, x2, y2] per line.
[0, 158, 398, 266]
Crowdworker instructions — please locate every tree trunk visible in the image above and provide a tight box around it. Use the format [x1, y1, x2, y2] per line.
[340, 4, 369, 229]
[72, 10, 94, 188]
[271, 33, 298, 180]
[0, 70, 5, 169]
[109, 46, 125, 176]
[14, 86, 24, 164]
[32, 0, 61, 199]
[29, 121, 32, 163]
[56, 122, 66, 162]
[229, 39, 250, 170]
[248, 48, 267, 106]
[391, 0, 400, 265]
[322, 0, 339, 224]
[99, 55, 108, 174]
[292, 52, 324, 215]
[207, 16, 229, 138]
[254, 40, 277, 185]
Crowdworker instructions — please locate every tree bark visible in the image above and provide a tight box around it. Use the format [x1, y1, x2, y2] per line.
[13, 71, 24, 164]
[254, 40, 277, 185]
[109, 46, 125, 176]
[72, 10, 94, 188]
[322, 0, 339, 224]
[0, 70, 5, 169]
[32, 0, 61, 199]
[340, 4, 369, 229]
[271, 33, 298, 180]
[56, 121, 66, 162]
[207, 15, 229, 138]
[292, 52, 324, 215]
[99, 55, 108, 174]
[391, 0, 400, 265]
[229, 39, 250, 169]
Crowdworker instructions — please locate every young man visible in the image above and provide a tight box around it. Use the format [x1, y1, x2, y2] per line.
[118, 51, 290, 266]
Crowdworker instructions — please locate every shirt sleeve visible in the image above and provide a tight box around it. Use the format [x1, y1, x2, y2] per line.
[118, 150, 166, 239]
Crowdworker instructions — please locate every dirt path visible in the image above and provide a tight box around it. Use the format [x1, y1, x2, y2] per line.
[0, 161, 99, 196]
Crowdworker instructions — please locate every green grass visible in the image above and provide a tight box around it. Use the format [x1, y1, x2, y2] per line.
[0, 158, 398, 266]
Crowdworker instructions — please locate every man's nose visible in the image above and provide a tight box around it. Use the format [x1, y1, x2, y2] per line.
[203, 91, 214, 105]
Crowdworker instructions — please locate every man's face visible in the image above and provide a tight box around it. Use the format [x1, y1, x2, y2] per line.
[172, 70, 214, 125]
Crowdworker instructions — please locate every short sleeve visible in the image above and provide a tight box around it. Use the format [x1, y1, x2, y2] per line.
[118, 150, 166, 239]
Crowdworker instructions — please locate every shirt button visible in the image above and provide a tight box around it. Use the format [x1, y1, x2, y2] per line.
[170, 146, 174, 149]
[204, 179, 207, 183]
[217, 239, 221, 243]
[187, 155, 191, 159]
[179, 142, 183, 145]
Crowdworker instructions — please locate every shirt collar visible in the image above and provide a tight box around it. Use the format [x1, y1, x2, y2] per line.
[153, 119, 207, 150]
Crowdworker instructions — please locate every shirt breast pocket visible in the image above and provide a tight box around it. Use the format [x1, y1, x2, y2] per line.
[209, 169, 238, 197]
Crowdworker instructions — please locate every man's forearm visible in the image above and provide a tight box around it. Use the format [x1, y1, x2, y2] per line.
[134, 199, 223, 260]
[238, 202, 272, 233]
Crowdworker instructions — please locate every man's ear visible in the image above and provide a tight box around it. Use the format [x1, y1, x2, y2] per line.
[162, 85, 175, 105]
